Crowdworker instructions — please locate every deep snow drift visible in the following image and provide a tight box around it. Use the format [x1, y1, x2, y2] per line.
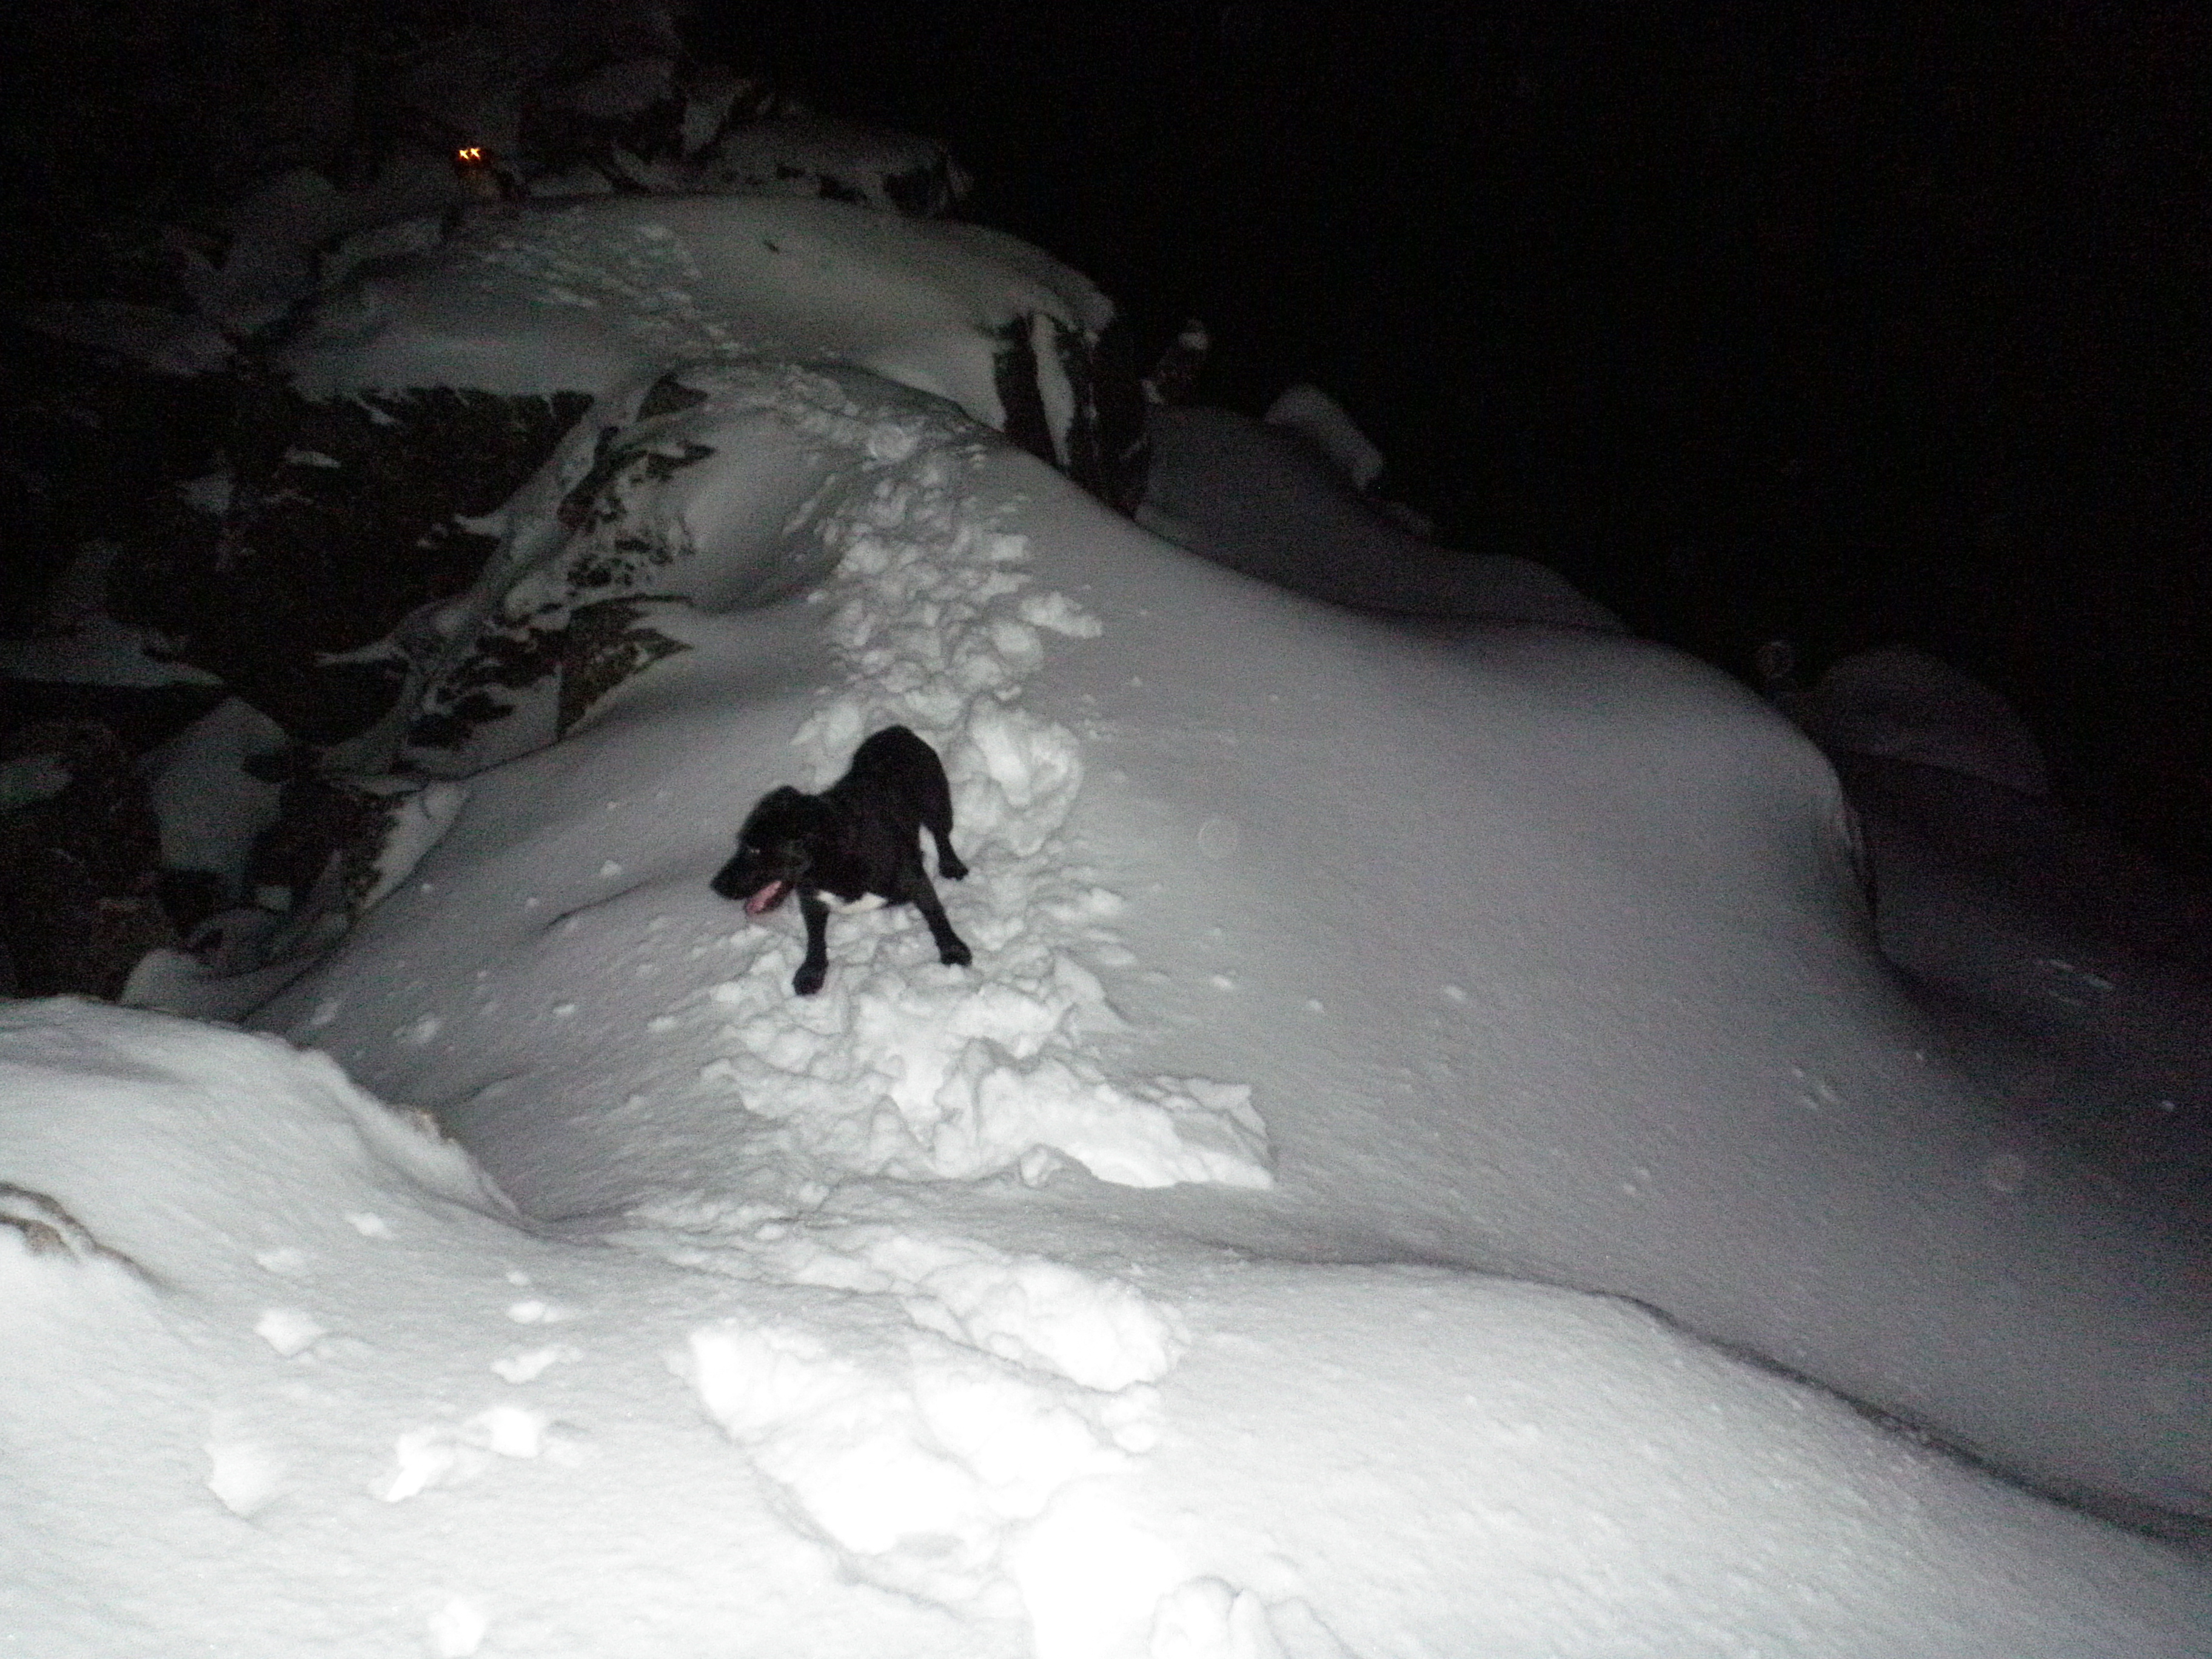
[6, 190, 2211, 1657]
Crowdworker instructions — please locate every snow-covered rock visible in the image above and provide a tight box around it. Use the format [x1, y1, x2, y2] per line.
[674, 115, 974, 216]
[84, 198, 1141, 773]
[281, 195, 1136, 496]
[138, 696, 290, 906]
[1140, 403, 1618, 629]
[1262, 383, 1383, 491]
[1806, 643, 2053, 797]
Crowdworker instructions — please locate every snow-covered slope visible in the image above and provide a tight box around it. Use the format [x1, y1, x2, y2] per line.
[12, 994, 2205, 1658]
[6, 195, 2210, 1655]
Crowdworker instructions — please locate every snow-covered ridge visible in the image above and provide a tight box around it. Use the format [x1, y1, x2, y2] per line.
[0, 997, 1201, 1655]
[255, 349, 1275, 1203]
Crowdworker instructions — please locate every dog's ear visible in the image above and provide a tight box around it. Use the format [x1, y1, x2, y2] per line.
[739, 785, 809, 836]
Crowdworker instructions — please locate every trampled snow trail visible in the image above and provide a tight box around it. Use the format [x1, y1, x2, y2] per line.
[560, 375, 1274, 1642]
[658, 385, 1269, 1199]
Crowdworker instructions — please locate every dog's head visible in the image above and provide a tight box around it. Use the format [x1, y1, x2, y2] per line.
[711, 786, 834, 914]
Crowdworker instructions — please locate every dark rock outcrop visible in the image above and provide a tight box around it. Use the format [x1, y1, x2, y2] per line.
[0, 721, 178, 998]
[109, 381, 596, 744]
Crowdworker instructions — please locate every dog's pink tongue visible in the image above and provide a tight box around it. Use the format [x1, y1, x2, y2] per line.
[744, 881, 787, 917]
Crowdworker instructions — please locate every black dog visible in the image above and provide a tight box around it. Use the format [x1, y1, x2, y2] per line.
[712, 725, 973, 995]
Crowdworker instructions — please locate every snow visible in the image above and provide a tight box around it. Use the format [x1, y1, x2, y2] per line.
[1797, 643, 2054, 797]
[281, 195, 1114, 469]
[6, 189, 2211, 1657]
[669, 115, 973, 216]
[1263, 383, 1385, 491]
[1139, 402, 1623, 630]
[139, 697, 290, 898]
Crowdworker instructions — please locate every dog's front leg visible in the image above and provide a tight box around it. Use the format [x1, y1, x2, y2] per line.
[794, 890, 831, 995]
[900, 864, 973, 970]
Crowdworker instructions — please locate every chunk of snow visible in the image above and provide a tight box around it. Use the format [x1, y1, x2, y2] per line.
[204, 1434, 287, 1518]
[426, 1598, 490, 1658]
[140, 697, 290, 902]
[253, 1307, 327, 1356]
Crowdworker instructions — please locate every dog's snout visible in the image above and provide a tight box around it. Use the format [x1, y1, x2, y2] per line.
[709, 849, 756, 899]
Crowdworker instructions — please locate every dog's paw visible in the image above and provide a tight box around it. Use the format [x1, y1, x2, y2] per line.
[939, 854, 968, 882]
[792, 964, 826, 996]
[939, 941, 973, 969]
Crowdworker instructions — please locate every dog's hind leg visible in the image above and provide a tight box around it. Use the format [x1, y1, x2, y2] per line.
[899, 862, 973, 968]
[793, 890, 832, 995]
[914, 771, 967, 880]
[928, 825, 968, 882]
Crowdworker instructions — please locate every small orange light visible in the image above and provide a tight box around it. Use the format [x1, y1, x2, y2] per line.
[456, 146, 485, 166]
